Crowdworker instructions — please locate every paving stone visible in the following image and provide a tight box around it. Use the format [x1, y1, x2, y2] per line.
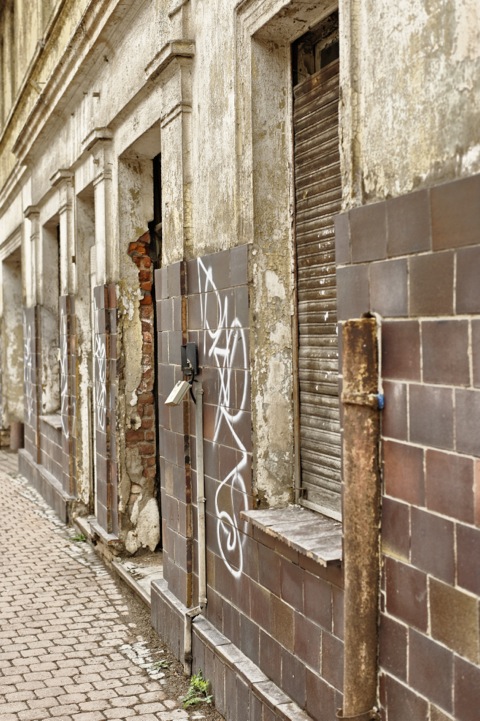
[0, 452, 224, 721]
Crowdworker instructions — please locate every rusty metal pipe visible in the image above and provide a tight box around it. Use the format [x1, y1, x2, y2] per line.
[338, 316, 382, 721]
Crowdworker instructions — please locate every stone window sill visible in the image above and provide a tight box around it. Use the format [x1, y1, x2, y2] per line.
[241, 505, 342, 567]
[39, 414, 62, 430]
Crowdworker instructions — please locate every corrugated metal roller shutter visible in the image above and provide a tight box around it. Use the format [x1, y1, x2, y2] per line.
[294, 58, 342, 519]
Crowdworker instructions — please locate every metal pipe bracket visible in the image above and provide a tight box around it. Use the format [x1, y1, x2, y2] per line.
[336, 708, 381, 720]
[341, 392, 384, 410]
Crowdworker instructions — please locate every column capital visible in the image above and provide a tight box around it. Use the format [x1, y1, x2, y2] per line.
[24, 205, 40, 220]
[82, 127, 113, 153]
[50, 169, 74, 188]
[144, 40, 195, 84]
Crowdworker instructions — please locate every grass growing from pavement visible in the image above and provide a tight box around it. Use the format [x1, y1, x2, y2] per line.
[71, 532, 87, 542]
[181, 670, 213, 708]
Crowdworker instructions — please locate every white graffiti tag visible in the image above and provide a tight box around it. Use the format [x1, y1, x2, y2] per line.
[23, 318, 34, 424]
[59, 309, 69, 438]
[197, 259, 249, 579]
[94, 334, 107, 433]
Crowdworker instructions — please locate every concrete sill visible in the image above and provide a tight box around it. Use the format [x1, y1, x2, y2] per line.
[39, 414, 62, 430]
[241, 506, 342, 567]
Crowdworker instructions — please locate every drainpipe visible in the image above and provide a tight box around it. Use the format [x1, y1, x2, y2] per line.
[183, 381, 207, 674]
[195, 383, 207, 608]
[337, 314, 382, 721]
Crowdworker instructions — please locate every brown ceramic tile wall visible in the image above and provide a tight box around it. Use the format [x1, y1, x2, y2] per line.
[156, 246, 344, 718]
[155, 262, 192, 608]
[59, 295, 77, 497]
[93, 284, 118, 536]
[337, 172, 480, 720]
[185, 246, 253, 592]
[39, 418, 63, 481]
[19, 305, 77, 521]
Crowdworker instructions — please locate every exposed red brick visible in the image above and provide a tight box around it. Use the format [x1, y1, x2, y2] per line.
[140, 305, 153, 319]
[126, 231, 157, 504]
[125, 429, 145, 443]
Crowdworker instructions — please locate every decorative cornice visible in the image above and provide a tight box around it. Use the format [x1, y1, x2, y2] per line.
[0, 228, 22, 261]
[82, 127, 114, 153]
[50, 169, 74, 187]
[144, 40, 195, 83]
[24, 205, 40, 220]
[168, 0, 190, 20]
[11, 0, 129, 165]
[0, 164, 28, 218]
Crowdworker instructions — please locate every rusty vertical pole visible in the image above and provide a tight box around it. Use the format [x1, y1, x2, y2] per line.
[338, 316, 382, 721]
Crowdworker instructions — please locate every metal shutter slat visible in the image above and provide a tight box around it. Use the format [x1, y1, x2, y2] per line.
[294, 58, 341, 517]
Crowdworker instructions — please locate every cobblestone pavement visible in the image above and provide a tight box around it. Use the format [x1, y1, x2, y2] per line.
[0, 451, 222, 721]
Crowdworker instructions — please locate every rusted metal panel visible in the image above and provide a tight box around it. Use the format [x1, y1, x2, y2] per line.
[293, 54, 341, 517]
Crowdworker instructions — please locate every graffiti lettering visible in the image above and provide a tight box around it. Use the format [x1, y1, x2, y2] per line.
[59, 309, 69, 438]
[94, 334, 107, 433]
[197, 259, 249, 579]
[23, 316, 34, 424]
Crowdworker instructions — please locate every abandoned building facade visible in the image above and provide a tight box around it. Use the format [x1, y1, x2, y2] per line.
[1, 1, 480, 720]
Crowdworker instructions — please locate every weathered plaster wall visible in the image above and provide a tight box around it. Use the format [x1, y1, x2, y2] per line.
[190, 0, 238, 256]
[0, 0, 91, 189]
[117, 150, 160, 553]
[341, 0, 480, 204]
[73, 188, 95, 507]
[1, 249, 24, 424]
[39, 223, 60, 415]
[231, 0, 338, 508]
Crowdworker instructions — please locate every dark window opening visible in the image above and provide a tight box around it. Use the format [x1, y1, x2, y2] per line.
[148, 153, 162, 268]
